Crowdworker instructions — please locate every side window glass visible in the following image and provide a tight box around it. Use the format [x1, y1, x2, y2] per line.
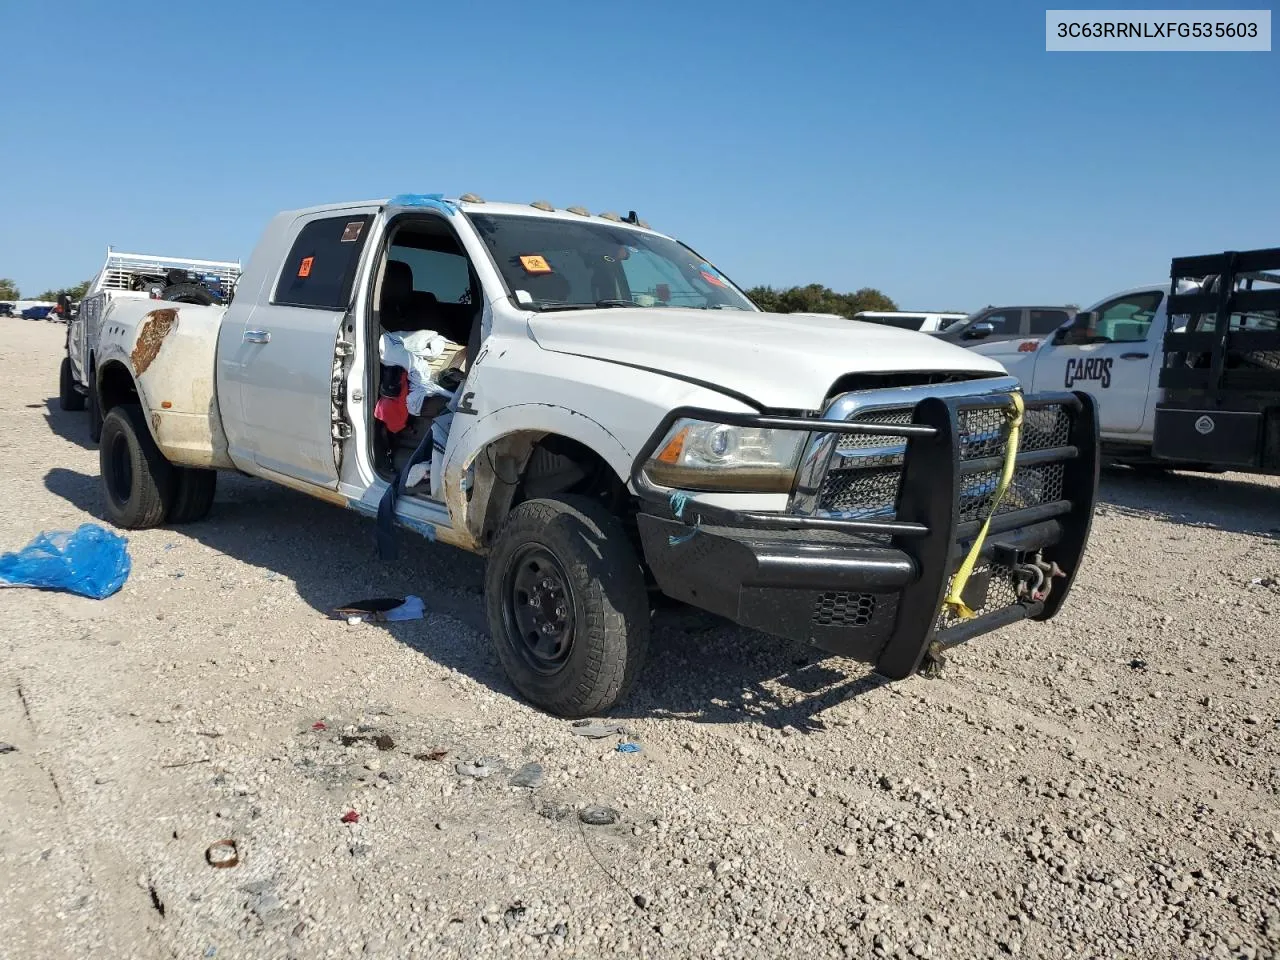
[274, 215, 373, 310]
[389, 246, 471, 303]
[1096, 292, 1162, 343]
[1029, 310, 1070, 335]
[982, 311, 1017, 332]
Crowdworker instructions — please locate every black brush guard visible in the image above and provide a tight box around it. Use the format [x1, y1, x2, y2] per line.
[630, 390, 1100, 679]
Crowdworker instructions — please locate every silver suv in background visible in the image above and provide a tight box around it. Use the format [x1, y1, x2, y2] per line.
[936, 305, 1078, 347]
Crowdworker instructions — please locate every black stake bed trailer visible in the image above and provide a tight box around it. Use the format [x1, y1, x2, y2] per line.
[1154, 247, 1280, 474]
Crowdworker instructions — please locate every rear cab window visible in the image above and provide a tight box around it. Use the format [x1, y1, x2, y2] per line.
[274, 215, 374, 310]
[1029, 310, 1071, 335]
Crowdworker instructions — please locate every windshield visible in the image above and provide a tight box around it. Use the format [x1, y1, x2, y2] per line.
[467, 213, 757, 312]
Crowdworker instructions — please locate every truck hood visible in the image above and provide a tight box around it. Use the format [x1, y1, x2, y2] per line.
[527, 307, 1007, 409]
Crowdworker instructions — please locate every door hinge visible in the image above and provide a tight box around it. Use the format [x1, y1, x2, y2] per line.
[335, 340, 354, 358]
[332, 421, 353, 440]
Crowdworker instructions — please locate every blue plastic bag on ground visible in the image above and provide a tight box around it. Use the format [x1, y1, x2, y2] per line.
[0, 523, 132, 599]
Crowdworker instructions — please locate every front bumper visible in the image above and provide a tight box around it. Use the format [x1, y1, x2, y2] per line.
[632, 389, 1100, 679]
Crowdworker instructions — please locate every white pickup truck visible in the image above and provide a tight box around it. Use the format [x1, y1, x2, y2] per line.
[994, 258, 1280, 472]
[60, 248, 242, 441]
[90, 194, 1100, 716]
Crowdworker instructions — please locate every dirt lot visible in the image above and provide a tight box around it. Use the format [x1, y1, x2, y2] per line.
[1, 320, 1278, 960]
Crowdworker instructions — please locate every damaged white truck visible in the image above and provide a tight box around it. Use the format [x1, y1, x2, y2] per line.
[91, 194, 1101, 716]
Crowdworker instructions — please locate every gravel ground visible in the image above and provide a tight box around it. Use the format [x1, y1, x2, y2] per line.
[2, 320, 1279, 960]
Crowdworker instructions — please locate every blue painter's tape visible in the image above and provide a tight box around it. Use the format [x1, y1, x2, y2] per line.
[387, 194, 456, 215]
[667, 489, 699, 545]
[399, 516, 438, 542]
[670, 490, 691, 520]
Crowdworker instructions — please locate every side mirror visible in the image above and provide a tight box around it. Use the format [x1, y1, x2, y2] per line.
[1054, 311, 1098, 345]
[963, 321, 995, 340]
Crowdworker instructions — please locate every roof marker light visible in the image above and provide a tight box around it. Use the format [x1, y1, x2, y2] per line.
[459, 192, 485, 203]
[599, 211, 622, 222]
[566, 206, 590, 216]
[530, 200, 554, 211]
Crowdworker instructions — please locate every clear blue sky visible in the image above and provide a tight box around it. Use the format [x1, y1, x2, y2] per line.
[1, 0, 1275, 310]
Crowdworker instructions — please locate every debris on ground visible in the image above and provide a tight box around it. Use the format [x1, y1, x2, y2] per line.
[537, 800, 574, 822]
[311, 721, 327, 732]
[578, 805, 619, 826]
[0, 743, 16, 755]
[338, 732, 395, 751]
[509, 762, 544, 788]
[569, 720, 628, 739]
[0, 523, 131, 599]
[414, 748, 448, 762]
[148, 883, 165, 918]
[205, 840, 240, 869]
[454, 759, 497, 779]
[331, 596, 425, 623]
[242, 880, 291, 929]
[340, 810, 360, 824]
[615, 742, 642, 754]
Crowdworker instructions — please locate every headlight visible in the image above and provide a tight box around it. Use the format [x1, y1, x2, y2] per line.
[643, 418, 806, 493]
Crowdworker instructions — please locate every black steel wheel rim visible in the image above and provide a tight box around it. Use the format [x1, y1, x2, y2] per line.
[107, 433, 133, 506]
[501, 544, 575, 675]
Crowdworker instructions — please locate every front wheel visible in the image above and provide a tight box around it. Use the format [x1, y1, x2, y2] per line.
[99, 404, 175, 529]
[484, 496, 650, 718]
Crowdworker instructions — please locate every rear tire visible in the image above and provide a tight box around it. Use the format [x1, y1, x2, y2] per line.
[59, 357, 86, 411]
[485, 495, 650, 718]
[168, 468, 217, 524]
[160, 282, 215, 306]
[99, 404, 175, 529]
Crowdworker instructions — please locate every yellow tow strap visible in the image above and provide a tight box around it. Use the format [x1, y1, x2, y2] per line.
[943, 392, 1025, 620]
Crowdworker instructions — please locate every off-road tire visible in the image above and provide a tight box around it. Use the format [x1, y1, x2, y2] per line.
[59, 357, 86, 411]
[160, 283, 216, 306]
[99, 404, 175, 529]
[88, 371, 103, 444]
[168, 468, 217, 524]
[485, 495, 650, 718]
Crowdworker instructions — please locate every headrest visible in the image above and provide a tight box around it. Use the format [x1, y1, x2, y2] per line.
[382, 260, 414, 302]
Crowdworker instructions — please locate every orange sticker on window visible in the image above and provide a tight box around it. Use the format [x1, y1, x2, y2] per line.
[298, 256, 314, 278]
[519, 255, 552, 274]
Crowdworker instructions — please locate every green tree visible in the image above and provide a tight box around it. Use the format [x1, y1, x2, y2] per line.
[0, 278, 19, 301]
[745, 283, 898, 318]
[35, 279, 92, 302]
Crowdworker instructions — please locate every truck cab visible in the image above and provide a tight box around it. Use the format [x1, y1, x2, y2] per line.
[90, 194, 1101, 717]
[996, 278, 1248, 466]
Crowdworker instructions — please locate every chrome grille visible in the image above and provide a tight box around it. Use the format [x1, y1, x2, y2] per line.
[812, 394, 1070, 522]
[835, 408, 914, 451]
[958, 463, 1065, 523]
[816, 467, 900, 517]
